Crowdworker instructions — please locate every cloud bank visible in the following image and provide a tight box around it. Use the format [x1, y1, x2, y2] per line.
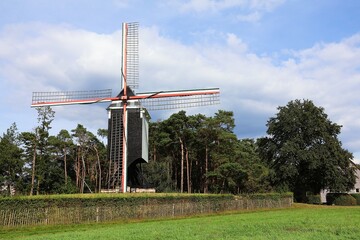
[1, 21, 360, 161]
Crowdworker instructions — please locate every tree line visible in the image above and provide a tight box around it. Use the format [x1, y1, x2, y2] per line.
[0, 99, 357, 202]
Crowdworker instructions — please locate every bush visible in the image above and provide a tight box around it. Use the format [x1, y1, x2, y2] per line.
[334, 195, 356, 206]
[306, 194, 321, 205]
[327, 193, 356, 206]
[326, 193, 343, 205]
[350, 194, 360, 205]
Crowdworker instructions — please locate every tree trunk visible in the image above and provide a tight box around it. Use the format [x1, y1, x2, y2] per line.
[173, 152, 178, 190]
[179, 137, 184, 193]
[94, 146, 102, 193]
[204, 144, 209, 193]
[185, 146, 190, 193]
[76, 146, 81, 190]
[168, 161, 171, 189]
[153, 145, 157, 162]
[81, 154, 86, 193]
[30, 142, 37, 196]
[36, 176, 41, 195]
[63, 147, 68, 186]
[107, 153, 112, 189]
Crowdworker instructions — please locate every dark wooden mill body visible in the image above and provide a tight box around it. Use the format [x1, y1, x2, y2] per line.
[31, 22, 220, 193]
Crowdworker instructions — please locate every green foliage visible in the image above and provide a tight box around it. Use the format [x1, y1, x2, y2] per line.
[2, 109, 271, 196]
[0, 123, 24, 196]
[235, 139, 271, 193]
[258, 99, 356, 202]
[17, 116, 108, 195]
[350, 194, 360, 205]
[146, 110, 270, 194]
[333, 195, 356, 206]
[0, 192, 290, 211]
[326, 193, 357, 206]
[306, 194, 321, 205]
[0, 193, 292, 228]
[142, 160, 174, 192]
[239, 192, 293, 200]
[0, 193, 235, 211]
[207, 162, 246, 194]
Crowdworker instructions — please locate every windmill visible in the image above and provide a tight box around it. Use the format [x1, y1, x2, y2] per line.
[31, 22, 220, 193]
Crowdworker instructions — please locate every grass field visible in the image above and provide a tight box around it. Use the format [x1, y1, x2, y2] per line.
[1, 204, 360, 240]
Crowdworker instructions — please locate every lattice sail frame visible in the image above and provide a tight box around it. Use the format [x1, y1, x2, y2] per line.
[137, 88, 220, 110]
[123, 22, 139, 90]
[31, 89, 113, 107]
[31, 88, 220, 109]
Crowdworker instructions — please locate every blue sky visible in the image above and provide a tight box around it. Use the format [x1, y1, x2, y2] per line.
[1, 0, 360, 161]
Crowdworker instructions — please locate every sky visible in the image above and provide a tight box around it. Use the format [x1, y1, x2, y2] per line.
[1, 0, 360, 161]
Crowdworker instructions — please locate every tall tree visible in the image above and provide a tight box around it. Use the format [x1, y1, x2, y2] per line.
[20, 131, 38, 195]
[164, 111, 189, 193]
[0, 123, 23, 195]
[257, 99, 356, 202]
[89, 131, 107, 193]
[145, 121, 174, 192]
[48, 129, 75, 193]
[71, 124, 106, 193]
[35, 106, 55, 194]
[56, 130, 73, 186]
[236, 139, 270, 193]
[206, 110, 238, 193]
[71, 124, 89, 193]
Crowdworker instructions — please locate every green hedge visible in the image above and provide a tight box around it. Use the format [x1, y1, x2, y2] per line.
[306, 194, 321, 205]
[326, 193, 357, 206]
[239, 192, 293, 200]
[0, 192, 293, 210]
[350, 194, 360, 205]
[0, 193, 235, 210]
[0, 193, 293, 227]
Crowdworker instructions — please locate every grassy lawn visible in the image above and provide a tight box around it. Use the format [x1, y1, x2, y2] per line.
[1, 204, 360, 240]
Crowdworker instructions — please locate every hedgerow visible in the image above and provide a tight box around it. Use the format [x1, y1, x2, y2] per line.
[350, 194, 360, 205]
[0, 193, 293, 227]
[326, 193, 356, 206]
[306, 194, 321, 205]
[0, 193, 235, 209]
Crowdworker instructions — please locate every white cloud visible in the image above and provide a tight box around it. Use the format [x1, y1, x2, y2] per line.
[112, 0, 130, 8]
[226, 33, 248, 52]
[179, 0, 231, 12]
[236, 11, 261, 22]
[249, 0, 285, 11]
[178, 0, 286, 22]
[0, 23, 121, 94]
[140, 27, 360, 157]
[1, 22, 360, 160]
[180, 0, 284, 12]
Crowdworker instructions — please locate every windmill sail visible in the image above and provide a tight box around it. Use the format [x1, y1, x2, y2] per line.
[135, 88, 220, 110]
[31, 89, 113, 107]
[123, 22, 139, 90]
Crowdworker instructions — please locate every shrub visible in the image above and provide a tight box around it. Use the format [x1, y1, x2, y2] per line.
[306, 194, 321, 205]
[327, 193, 356, 206]
[334, 195, 356, 206]
[326, 193, 343, 205]
[350, 194, 360, 205]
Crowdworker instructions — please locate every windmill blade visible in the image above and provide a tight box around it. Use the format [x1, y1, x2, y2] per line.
[31, 89, 114, 107]
[131, 88, 220, 110]
[122, 22, 139, 90]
